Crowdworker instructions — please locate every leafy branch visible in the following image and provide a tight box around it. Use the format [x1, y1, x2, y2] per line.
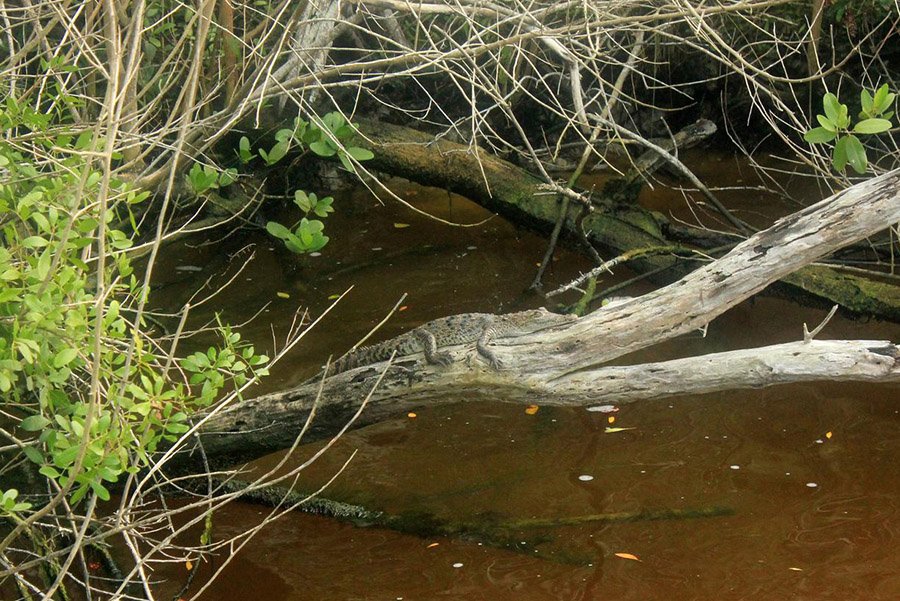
[804, 85, 895, 174]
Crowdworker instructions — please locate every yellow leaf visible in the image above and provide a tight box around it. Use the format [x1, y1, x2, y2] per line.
[825, 431, 833, 439]
[185, 560, 193, 571]
[407, 412, 417, 419]
[394, 223, 410, 228]
[788, 567, 803, 571]
[525, 404, 539, 415]
[605, 427, 636, 433]
[327, 294, 340, 300]
[426, 542, 440, 549]
[276, 291, 290, 299]
[614, 552, 641, 562]
[608, 416, 616, 424]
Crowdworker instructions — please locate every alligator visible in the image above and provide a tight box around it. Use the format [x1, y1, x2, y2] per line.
[328, 308, 575, 376]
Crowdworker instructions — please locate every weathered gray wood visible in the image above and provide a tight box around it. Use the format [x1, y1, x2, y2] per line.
[178, 170, 900, 470]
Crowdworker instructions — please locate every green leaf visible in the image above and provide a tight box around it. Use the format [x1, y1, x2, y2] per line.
[822, 93, 842, 123]
[53, 347, 79, 368]
[75, 131, 93, 150]
[293, 190, 312, 212]
[323, 112, 345, 132]
[309, 140, 336, 157]
[23, 446, 43, 464]
[860, 89, 874, 117]
[238, 136, 253, 163]
[873, 84, 890, 111]
[275, 128, 293, 143]
[265, 221, 292, 240]
[70, 484, 89, 505]
[22, 236, 49, 248]
[832, 136, 849, 172]
[90, 481, 111, 501]
[53, 445, 80, 468]
[812, 116, 836, 134]
[20, 415, 51, 431]
[39, 465, 61, 479]
[843, 134, 867, 174]
[313, 196, 334, 218]
[264, 141, 289, 165]
[218, 168, 237, 187]
[853, 118, 892, 134]
[346, 146, 374, 161]
[805, 127, 835, 143]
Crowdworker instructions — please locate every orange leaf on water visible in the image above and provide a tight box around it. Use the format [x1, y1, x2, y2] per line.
[608, 416, 616, 424]
[525, 405, 539, 415]
[614, 552, 641, 562]
[398, 305, 409, 312]
[427, 542, 440, 549]
[185, 560, 193, 571]
[407, 412, 417, 419]
[825, 431, 833, 439]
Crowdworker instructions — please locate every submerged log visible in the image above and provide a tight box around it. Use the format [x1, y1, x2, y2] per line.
[171, 170, 900, 471]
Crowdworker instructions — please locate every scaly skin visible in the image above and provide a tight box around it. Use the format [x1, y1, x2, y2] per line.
[330, 308, 574, 375]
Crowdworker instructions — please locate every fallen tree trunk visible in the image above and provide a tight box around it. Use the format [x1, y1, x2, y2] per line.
[175, 169, 900, 471]
[356, 119, 900, 320]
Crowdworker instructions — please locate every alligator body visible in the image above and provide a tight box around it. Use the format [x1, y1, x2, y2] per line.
[330, 308, 574, 375]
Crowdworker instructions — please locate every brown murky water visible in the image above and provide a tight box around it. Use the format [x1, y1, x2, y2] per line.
[153, 157, 900, 600]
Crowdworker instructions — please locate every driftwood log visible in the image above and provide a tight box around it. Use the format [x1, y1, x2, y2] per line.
[175, 169, 900, 472]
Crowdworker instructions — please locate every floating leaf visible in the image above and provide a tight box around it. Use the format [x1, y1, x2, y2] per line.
[607, 416, 616, 424]
[605, 427, 636, 433]
[185, 560, 193, 571]
[398, 305, 409, 312]
[788, 567, 803, 572]
[525, 404, 539, 415]
[407, 412, 417, 419]
[825, 431, 833, 439]
[586, 404, 619, 413]
[427, 542, 440, 549]
[327, 294, 340, 300]
[276, 292, 290, 299]
[394, 223, 410, 228]
[614, 552, 641, 562]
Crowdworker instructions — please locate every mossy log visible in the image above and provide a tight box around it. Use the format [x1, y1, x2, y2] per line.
[201, 477, 732, 564]
[356, 119, 900, 321]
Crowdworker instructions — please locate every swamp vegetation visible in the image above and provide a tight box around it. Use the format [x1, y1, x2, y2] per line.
[0, 0, 899, 598]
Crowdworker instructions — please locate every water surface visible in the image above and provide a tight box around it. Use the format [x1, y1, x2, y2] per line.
[154, 160, 900, 600]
